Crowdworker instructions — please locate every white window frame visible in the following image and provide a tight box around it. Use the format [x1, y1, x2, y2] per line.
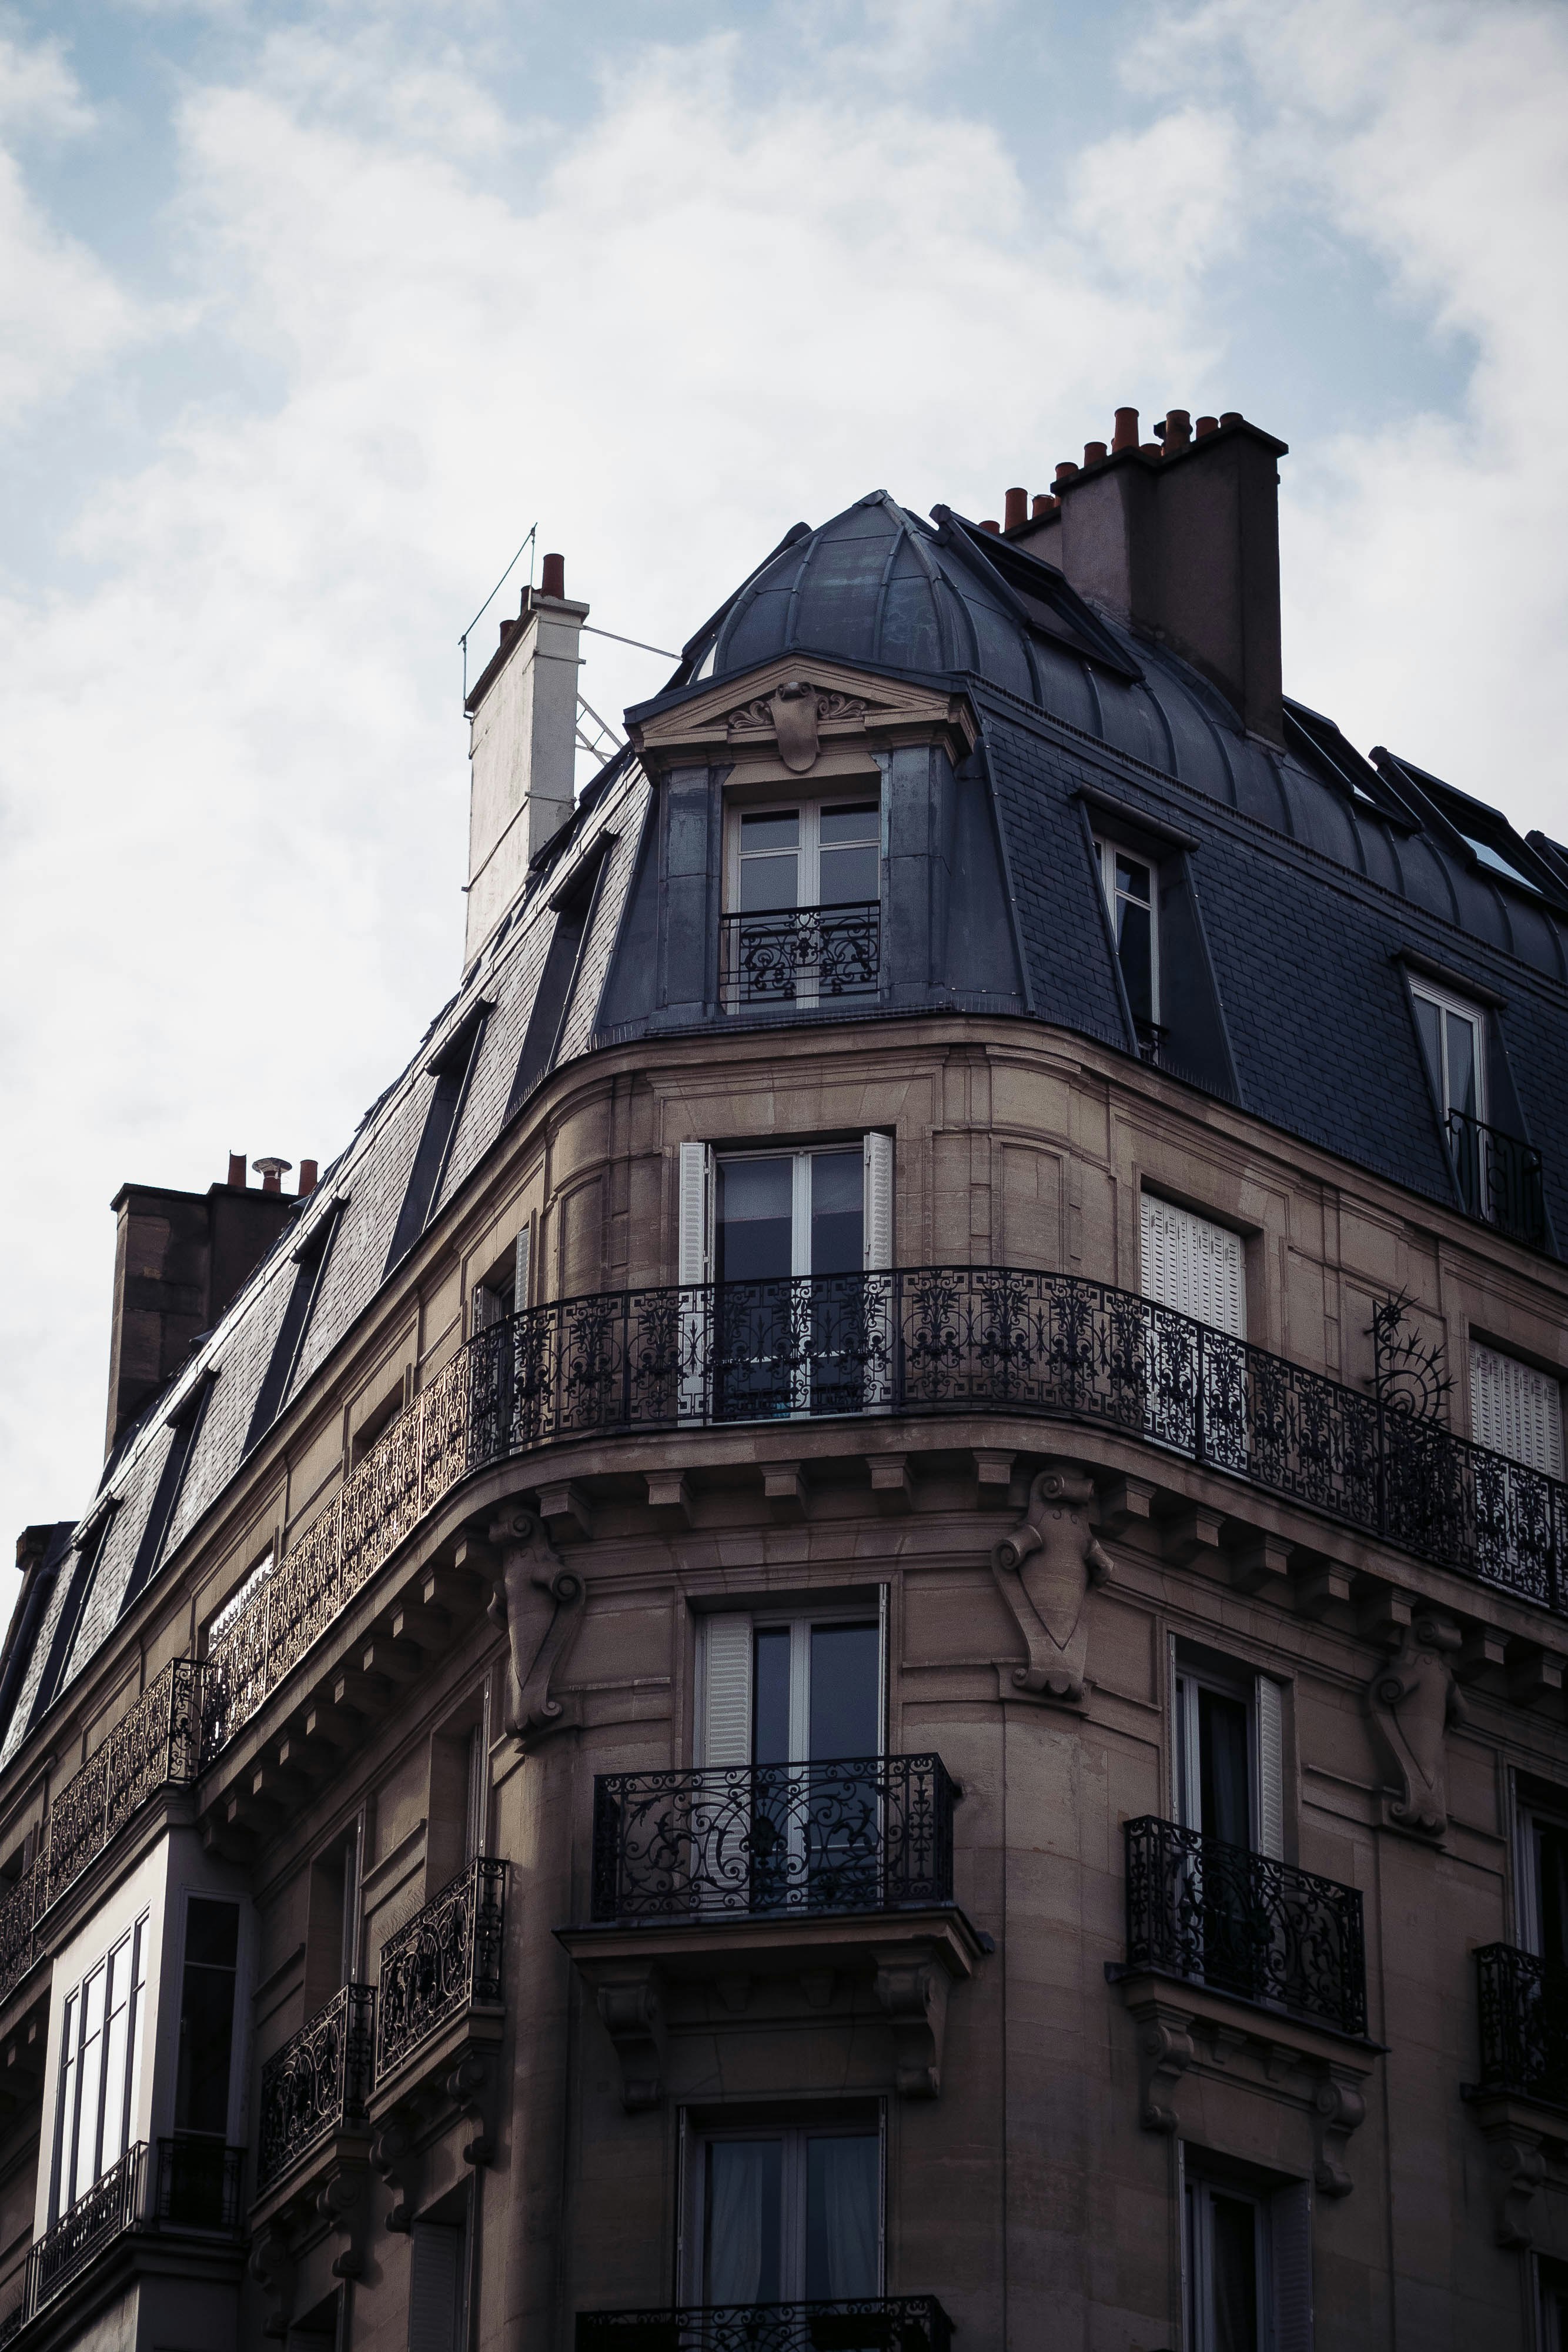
[1094, 834, 1160, 1025]
[1515, 1789, 1568, 1957]
[696, 1598, 887, 1770]
[724, 791, 884, 917]
[1185, 2173, 1273, 2352]
[470, 1222, 531, 1335]
[1409, 976, 1486, 1125]
[680, 2110, 885, 2306]
[51, 1915, 148, 2223]
[1172, 1649, 1284, 1860]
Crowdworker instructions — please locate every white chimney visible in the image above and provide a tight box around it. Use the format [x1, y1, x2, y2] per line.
[463, 552, 587, 970]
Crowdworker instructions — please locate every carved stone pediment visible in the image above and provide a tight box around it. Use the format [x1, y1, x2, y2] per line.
[630, 657, 977, 774]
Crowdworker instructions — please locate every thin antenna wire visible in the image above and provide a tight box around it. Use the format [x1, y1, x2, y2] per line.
[459, 524, 537, 703]
[581, 623, 680, 659]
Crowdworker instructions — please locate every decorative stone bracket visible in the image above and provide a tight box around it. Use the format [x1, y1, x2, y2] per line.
[484, 1509, 587, 1749]
[591, 1963, 667, 2113]
[248, 2134, 373, 2336]
[873, 1951, 951, 2098]
[1366, 1612, 1465, 1839]
[1465, 2091, 1557, 2249]
[1116, 1972, 1380, 2197]
[991, 1463, 1112, 1705]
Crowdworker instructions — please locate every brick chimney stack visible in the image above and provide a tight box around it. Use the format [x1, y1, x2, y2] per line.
[1009, 409, 1289, 744]
[462, 553, 587, 972]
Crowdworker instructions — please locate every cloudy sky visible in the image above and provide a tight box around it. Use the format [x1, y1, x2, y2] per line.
[1, 0, 1564, 1608]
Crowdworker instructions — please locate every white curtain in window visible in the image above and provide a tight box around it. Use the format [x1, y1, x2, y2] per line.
[1470, 1341, 1565, 1478]
[1141, 1195, 1245, 1338]
[706, 2143, 771, 2303]
[808, 2136, 879, 2297]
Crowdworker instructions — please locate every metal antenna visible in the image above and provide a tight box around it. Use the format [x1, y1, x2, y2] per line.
[459, 525, 537, 703]
[576, 696, 626, 770]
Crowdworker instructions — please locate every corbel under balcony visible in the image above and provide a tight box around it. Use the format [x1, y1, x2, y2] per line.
[558, 1907, 986, 2114]
[1464, 1941, 1568, 2251]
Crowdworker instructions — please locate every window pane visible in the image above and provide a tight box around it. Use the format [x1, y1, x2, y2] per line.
[176, 1900, 240, 2137]
[1209, 2192, 1260, 2352]
[1115, 854, 1152, 905]
[1540, 1823, 1568, 1972]
[741, 813, 800, 853]
[818, 804, 879, 846]
[185, 1898, 239, 1969]
[1412, 994, 1442, 1096]
[818, 841, 879, 906]
[1115, 897, 1155, 1024]
[810, 1151, 863, 1276]
[805, 2134, 879, 2297]
[1446, 1008, 1479, 1118]
[739, 813, 800, 913]
[753, 1628, 791, 1768]
[704, 2139, 782, 2304]
[1197, 1689, 1251, 1847]
[716, 1158, 793, 1283]
[810, 1624, 880, 1762]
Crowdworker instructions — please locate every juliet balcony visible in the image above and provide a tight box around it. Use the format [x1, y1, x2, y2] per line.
[256, 1981, 375, 2199]
[574, 2295, 955, 2351]
[720, 904, 881, 1012]
[1473, 1941, 1568, 2112]
[1446, 1108, 1548, 1251]
[562, 1758, 981, 2111]
[1, 2137, 245, 2343]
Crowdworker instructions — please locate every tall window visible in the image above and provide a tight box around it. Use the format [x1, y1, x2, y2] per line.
[53, 1917, 147, 2220]
[724, 797, 881, 1009]
[1410, 978, 1484, 1126]
[1517, 1798, 1568, 1969]
[1094, 837, 1159, 1033]
[690, 2120, 881, 2306]
[1184, 2169, 1312, 2352]
[1174, 1657, 1283, 1859]
[173, 1899, 239, 2139]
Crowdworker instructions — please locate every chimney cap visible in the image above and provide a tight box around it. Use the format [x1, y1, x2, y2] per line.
[251, 1156, 292, 1178]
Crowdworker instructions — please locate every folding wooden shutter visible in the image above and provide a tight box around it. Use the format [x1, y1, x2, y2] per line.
[700, 1615, 753, 1768]
[1271, 2181, 1314, 2351]
[513, 1222, 532, 1314]
[863, 1134, 894, 1270]
[1255, 1675, 1285, 1860]
[408, 2217, 464, 2352]
[679, 1142, 713, 1286]
[1141, 1194, 1245, 1339]
[1470, 1341, 1565, 1478]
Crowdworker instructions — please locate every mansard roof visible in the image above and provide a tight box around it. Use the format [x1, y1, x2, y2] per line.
[9, 489, 1567, 1747]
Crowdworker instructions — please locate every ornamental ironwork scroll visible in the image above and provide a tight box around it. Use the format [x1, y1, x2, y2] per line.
[1123, 1814, 1368, 2038]
[1476, 1942, 1568, 2110]
[376, 1857, 506, 2078]
[719, 905, 880, 1008]
[590, 1753, 954, 1925]
[573, 2297, 954, 2352]
[257, 1982, 375, 2191]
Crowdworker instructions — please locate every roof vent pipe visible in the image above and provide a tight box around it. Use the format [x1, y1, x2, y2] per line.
[252, 1157, 291, 1194]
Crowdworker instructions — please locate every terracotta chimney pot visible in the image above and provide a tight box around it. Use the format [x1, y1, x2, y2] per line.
[226, 1152, 246, 1189]
[539, 552, 566, 599]
[979, 519, 1002, 535]
[1031, 494, 1055, 520]
[1054, 462, 1078, 485]
[1112, 407, 1139, 453]
[1084, 441, 1108, 467]
[1195, 415, 1219, 439]
[1004, 487, 1027, 532]
[1219, 412, 1243, 429]
[1163, 410, 1192, 453]
[297, 1160, 319, 1198]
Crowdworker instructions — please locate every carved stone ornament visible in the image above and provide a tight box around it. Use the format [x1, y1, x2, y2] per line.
[724, 680, 870, 770]
[594, 1966, 666, 2112]
[1311, 2070, 1366, 2198]
[484, 1509, 587, 1750]
[872, 1953, 951, 2099]
[250, 2222, 296, 2341]
[991, 1464, 1112, 1704]
[1486, 2128, 1546, 2249]
[1367, 1612, 1465, 1837]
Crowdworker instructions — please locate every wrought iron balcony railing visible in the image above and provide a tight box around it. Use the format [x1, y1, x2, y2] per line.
[257, 1982, 375, 2193]
[590, 1755, 954, 1925]
[152, 2134, 246, 2231]
[720, 903, 881, 1011]
[25, 2143, 146, 2317]
[1475, 1941, 1568, 2109]
[1447, 1110, 1547, 1250]
[0, 1659, 200, 2013]
[376, 1857, 506, 2079]
[575, 2297, 955, 2351]
[1124, 1816, 1368, 2037]
[193, 1263, 1568, 1782]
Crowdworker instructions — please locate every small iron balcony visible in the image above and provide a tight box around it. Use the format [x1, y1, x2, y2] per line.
[257, 1982, 375, 2192]
[720, 904, 880, 1011]
[376, 1857, 506, 2080]
[1446, 1109, 1547, 1250]
[575, 2296, 955, 2351]
[1123, 1816, 1368, 2038]
[13, 2136, 243, 2330]
[590, 1755, 955, 1926]
[1475, 1941, 1568, 2109]
[25, 2144, 147, 2318]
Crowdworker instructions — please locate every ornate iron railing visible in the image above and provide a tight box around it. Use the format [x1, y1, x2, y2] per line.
[1447, 1110, 1547, 1250]
[25, 2143, 147, 2315]
[575, 2297, 954, 2351]
[257, 1983, 375, 2192]
[1475, 1941, 1568, 2108]
[720, 904, 881, 1011]
[193, 1264, 1568, 1775]
[376, 1857, 506, 2079]
[0, 1660, 200, 2013]
[1124, 1815, 1367, 2036]
[591, 1755, 954, 1925]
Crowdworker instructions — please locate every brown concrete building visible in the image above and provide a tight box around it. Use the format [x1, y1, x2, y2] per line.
[1, 410, 1567, 2352]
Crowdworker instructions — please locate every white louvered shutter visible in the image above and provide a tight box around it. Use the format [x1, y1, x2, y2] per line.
[678, 1143, 714, 1421]
[408, 2218, 464, 2352]
[1141, 1194, 1245, 1338]
[863, 1134, 894, 1271]
[700, 1615, 753, 1766]
[1255, 1675, 1285, 1860]
[1271, 2181, 1314, 2352]
[513, 1222, 531, 1315]
[1470, 1341, 1565, 1478]
[470, 1284, 498, 1337]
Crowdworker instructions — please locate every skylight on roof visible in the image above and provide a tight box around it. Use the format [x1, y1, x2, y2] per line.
[1462, 833, 1540, 891]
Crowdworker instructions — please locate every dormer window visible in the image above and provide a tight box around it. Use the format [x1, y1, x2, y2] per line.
[1410, 977, 1484, 1127]
[723, 796, 881, 1010]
